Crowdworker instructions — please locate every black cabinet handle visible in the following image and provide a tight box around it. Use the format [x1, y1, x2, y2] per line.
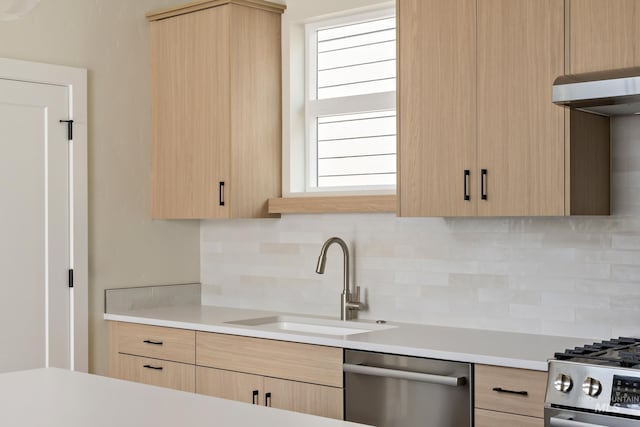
[265, 392, 272, 407]
[464, 170, 470, 201]
[492, 387, 528, 396]
[143, 340, 163, 345]
[219, 181, 225, 206]
[481, 169, 488, 200]
[143, 364, 163, 371]
[252, 390, 259, 405]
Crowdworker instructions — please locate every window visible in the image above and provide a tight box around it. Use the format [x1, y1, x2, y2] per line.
[305, 9, 396, 192]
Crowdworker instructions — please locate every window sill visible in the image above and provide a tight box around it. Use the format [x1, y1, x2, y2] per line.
[267, 195, 397, 214]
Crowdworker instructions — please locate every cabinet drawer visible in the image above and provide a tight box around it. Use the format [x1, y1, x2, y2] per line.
[115, 353, 195, 392]
[111, 322, 195, 364]
[475, 364, 546, 418]
[196, 332, 343, 387]
[475, 408, 543, 427]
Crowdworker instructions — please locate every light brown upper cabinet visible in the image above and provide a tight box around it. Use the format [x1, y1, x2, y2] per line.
[398, 0, 610, 217]
[569, 0, 640, 73]
[147, 0, 284, 219]
[477, 0, 565, 216]
[398, 0, 477, 217]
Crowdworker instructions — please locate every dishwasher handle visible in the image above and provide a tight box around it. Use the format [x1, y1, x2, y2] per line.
[343, 363, 467, 387]
[549, 417, 608, 427]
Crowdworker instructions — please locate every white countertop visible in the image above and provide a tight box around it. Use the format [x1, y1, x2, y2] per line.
[104, 304, 593, 371]
[0, 368, 368, 427]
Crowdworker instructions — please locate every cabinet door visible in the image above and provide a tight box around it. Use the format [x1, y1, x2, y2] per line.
[115, 354, 195, 392]
[151, 6, 231, 219]
[263, 377, 343, 420]
[196, 366, 263, 405]
[398, 0, 477, 217]
[570, 0, 640, 73]
[477, 0, 565, 216]
[229, 4, 282, 218]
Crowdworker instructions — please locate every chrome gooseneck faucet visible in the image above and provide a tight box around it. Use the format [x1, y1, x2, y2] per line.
[316, 237, 362, 321]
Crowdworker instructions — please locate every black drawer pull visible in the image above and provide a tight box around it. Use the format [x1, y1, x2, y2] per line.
[143, 339, 163, 345]
[265, 392, 272, 407]
[252, 390, 259, 405]
[492, 387, 528, 396]
[219, 181, 225, 206]
[481, 169, 488, 200]
[464, 170, 470, 201]
[143, 364, 163, 371]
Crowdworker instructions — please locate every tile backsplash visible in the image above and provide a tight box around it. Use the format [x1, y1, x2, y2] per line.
[105, 283, 201, 313]
[201, 116, 640, 339]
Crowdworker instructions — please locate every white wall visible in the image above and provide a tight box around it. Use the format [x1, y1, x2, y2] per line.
[0, 0, 201, 375]
[202, 116, 640, 340]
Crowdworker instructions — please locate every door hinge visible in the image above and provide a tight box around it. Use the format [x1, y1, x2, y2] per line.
[60, 119, 74, 141]
[68, 269, 74, 288]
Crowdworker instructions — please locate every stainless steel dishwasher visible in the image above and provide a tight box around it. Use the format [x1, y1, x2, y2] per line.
[344, 349, 472, 427]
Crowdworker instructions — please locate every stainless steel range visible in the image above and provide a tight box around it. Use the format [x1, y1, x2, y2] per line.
[545, 337, 640, 427]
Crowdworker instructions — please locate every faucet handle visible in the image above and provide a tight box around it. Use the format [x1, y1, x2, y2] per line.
[353, 286, 361, 303]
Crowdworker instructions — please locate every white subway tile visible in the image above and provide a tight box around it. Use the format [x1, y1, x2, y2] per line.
[611, 234, 640, 250]
[611, 265, 640, 282]
[541, 320, 609, 339]
[510, 304, 574, 322]
[541, 292, 610, 310]
[394, 271, 448, 287]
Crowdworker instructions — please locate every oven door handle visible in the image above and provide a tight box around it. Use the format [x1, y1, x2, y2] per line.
[549, 416, 609, 427]
[343, 363, 467, 387]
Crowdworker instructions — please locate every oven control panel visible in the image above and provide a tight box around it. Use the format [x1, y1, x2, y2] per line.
[611, 375, 640, 409]
[547, 361, 640, 418]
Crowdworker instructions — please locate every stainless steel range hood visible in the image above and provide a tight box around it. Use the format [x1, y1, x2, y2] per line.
[553, 67, 640, 116]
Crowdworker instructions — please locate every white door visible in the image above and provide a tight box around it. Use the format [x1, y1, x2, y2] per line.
[0, 78, 71, 372]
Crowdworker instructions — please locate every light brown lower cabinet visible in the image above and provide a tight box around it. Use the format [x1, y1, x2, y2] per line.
[108, 322, 344, 419]
[195, 367, 344, 419]
[475, 408, 543, 427]
[108, 321, 196, 393]
[194, 331, 344, 419]
[263, 377, 343, 419]
[109, 321, 196, 364]
[474, 364, 547, 426]
[195, 331, 343, 387]
[196, 367, 263, 405]
[115, 353, 195, 392]
[108, 321, 557, 426]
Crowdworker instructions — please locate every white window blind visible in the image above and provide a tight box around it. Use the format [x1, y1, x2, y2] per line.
[306, 11, 396, 191]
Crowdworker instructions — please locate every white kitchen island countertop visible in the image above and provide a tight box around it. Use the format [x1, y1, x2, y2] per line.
[104, 304, 595, 371]
[0, 368, 369, 427]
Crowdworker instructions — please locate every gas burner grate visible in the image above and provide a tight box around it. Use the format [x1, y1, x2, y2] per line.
[554, 337, 640, 367]
[620, 347, 640, 368]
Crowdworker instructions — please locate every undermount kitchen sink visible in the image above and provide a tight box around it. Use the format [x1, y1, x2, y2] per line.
[225, 315, 396, 337]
